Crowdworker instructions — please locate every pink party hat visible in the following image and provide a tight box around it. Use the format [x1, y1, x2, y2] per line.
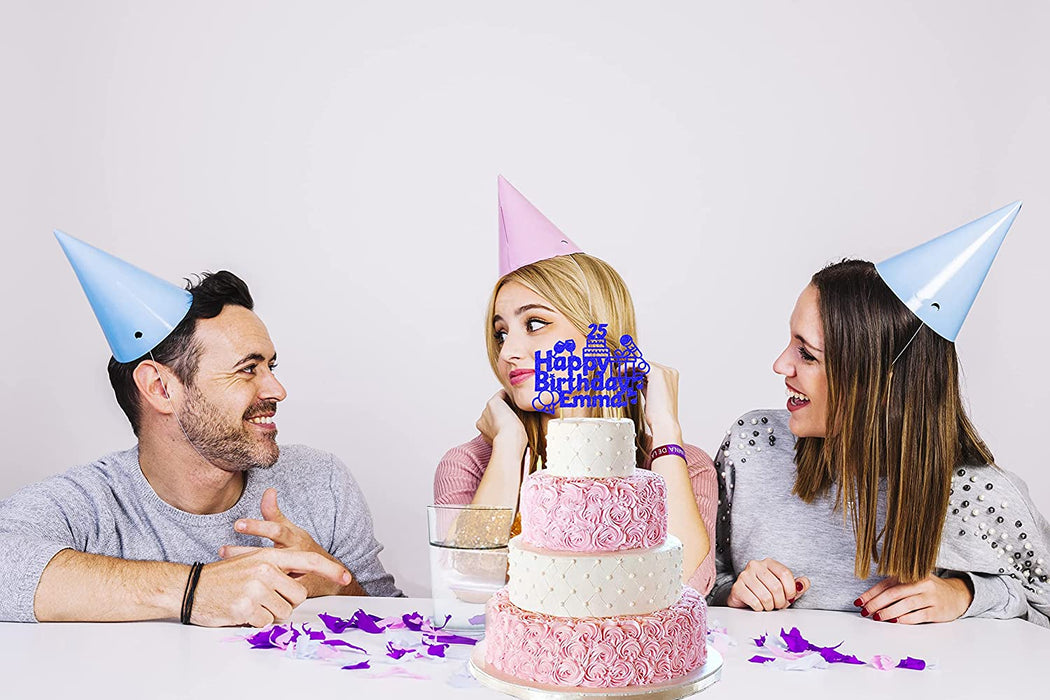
[498, 175, 583, 276]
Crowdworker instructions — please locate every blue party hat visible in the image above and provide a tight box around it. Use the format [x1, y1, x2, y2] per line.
[54, 231, 193, 362]
[875, 201, 1021, 342]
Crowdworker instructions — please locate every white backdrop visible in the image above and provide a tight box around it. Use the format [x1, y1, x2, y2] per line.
[1, 1, 1047, 596]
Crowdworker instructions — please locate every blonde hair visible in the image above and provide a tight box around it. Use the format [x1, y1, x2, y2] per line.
[484, 253, 646, 473]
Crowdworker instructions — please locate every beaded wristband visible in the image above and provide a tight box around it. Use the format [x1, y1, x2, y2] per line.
[650, 444, 686, 462]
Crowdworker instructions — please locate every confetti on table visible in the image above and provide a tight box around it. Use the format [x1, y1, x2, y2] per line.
[240, 610, 483, 680]
[745, 627, 928, 672]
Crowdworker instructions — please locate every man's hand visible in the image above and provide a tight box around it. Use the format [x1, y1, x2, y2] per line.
[193, 548, 351, 627]
[219, 488, 366, 597]
[727, 558, 810, 611]
[856, 575, 973, 624]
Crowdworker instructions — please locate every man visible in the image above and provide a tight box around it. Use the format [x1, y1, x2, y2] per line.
[0, 232, 400, 626]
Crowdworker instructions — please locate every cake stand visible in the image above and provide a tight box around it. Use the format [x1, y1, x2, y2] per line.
[469, 642, 723, 699]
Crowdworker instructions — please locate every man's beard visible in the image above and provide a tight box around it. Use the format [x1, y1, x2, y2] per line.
[178, 385, 280, 471]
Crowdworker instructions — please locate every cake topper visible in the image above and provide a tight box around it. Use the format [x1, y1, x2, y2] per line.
[531, 323, 650, 414]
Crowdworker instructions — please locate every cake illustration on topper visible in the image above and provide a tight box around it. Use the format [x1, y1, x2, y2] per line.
[54, 230, 192, 362]
[498, 175, 583, 276]
[875, 201, 1021, 342]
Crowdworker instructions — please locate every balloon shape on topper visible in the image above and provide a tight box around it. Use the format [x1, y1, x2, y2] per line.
[498, 175, 583, 277]
[54, 230, 193, 362]
[875, 201, 1021, 342]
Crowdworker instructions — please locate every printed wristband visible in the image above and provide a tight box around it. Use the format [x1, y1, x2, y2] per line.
[650, 444, 686, 462]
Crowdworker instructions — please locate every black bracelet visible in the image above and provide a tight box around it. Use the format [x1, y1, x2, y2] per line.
[180, 562, 204, 625]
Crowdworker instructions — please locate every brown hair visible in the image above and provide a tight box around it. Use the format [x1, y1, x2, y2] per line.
[484, 253, 646, 473]
[793, 259, 994, 582]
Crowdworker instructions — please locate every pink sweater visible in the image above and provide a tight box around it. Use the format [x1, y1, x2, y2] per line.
[434, 434, 718, 595]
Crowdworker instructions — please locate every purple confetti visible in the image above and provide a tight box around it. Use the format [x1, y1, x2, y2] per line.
[424, 642, 449, 658]
[819, 647, 864, 665]
[425, 631, 479, 646]
[318, 612, 354, 634]
[321, 639, 368, 654]
[301, 623, 326, 641]
[896, 657, 926, 671]
[245, 628, 279, 649]
[386, 641, 413, 660]
[351, 609, 387, 634]
[753, 633, 767, 647]
[780, 627, 812, 653]
[468, 614, 486, 626]
[272, 626, 299, 649]
[749, 655, 776, 664]
[432, 614, 452, 630]
[340, 661, 371, 671]
[402, 612, 424, 631]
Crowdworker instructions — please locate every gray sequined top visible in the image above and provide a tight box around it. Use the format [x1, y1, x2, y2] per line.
[708, 409, 1050, 627]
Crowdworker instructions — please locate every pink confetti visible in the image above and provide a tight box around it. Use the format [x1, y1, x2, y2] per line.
[870, 655, 896, 671]
[368, 667, 431, 681]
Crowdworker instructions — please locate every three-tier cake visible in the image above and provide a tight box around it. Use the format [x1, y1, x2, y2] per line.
[479, 417, 708, 690]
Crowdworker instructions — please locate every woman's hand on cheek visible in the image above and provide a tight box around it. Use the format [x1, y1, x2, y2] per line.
[476, 390, 528, 449]
[642, 362, 681, 439]
[856, 575, 973, 624]
[727, 558, 810, 611]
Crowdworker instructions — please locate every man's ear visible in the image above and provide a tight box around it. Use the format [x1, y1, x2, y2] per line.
[133, 360, 179, 417]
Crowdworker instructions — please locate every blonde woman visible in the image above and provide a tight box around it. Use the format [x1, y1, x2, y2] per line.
[434, 179, 714, 593]
[711, 206, 1049, 625]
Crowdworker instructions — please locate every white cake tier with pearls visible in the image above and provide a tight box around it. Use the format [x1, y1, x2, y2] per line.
[506, 535, 684, 617]
[543, 417, 636, 478]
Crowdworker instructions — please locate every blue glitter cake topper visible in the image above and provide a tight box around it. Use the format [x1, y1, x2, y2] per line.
[531, 324, 650, 414]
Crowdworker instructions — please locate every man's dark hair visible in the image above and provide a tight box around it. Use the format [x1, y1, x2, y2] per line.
[108, 271, 254, 435]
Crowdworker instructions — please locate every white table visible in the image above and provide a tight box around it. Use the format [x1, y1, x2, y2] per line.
[2, 598, 1047, 699]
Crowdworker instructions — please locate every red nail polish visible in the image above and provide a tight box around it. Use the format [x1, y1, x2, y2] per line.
[788, 597, 796, 604]
[889, 618, 898, 624]
[873, 612, 882, 622]
[796, 581, 804, 592]
[861, 608, 869, 617]
[853, 598, 863, 607]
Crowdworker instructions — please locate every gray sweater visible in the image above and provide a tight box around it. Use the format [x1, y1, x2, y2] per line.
[708, 409, 1050, 627]
[0, 444, 401, 622]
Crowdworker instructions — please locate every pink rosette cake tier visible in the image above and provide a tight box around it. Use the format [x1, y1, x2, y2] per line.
[519, 470, 668, 552]
[484, 587, 708, 689]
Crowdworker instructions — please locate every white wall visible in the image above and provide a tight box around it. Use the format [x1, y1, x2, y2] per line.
[1, 1, 1047, 595]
